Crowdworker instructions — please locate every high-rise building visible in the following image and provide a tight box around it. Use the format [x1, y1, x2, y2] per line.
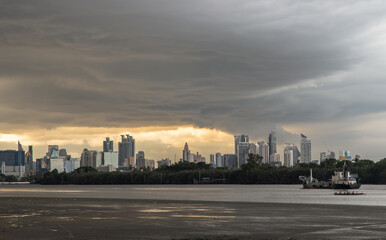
[210, 154, 215, 167]
[103, 137, 114, 152]
[47, 145, 59, 158]
[118, 135, 135, 167]
[157, 158, 171, 168]
[224, 154, 237, 169]
[234, 135, 249, 154]
[268, 131, 277, 161]
[237, 142, 250, 168]
[182, 143, 190, 162]
[0, 150, 25, 167]
[258, 141, 269, 164]
[284, 144, 300, 166]
[215, 153, 223, 168]
[284, 149, 293, 167]
[327, 151, 336, 160]
[145, 159, 155, 169]
[80, 149, 98, 168]
[270, 153, 280, 165]
[59, 149, 68, 157]
[300, 134, 311, 163]
[104, 152, 119, 169]
[25, 145, 33, 174]
[249, 143, 259, 155]
[194, 152, 202, 163]
[136, 151, 146, 169]
[320, 152, 327, 162]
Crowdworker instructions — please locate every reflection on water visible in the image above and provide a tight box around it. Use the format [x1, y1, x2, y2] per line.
[171, 215, 235, 219]
[0, 184, 386, 206]
[134, 187, 223, 191]
[140, 209, 175, 213]
[0, 189, 91, 193]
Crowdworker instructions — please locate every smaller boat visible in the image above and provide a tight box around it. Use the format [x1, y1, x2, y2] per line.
[334, 191, 365, 196]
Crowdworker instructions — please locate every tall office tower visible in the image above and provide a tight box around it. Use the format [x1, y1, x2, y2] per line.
[224, 154, 238, 169]
[300, 134, 311, 163]
[25, 145, 33, 174]
[284, 149, 293, 167]
[182, 142, 190, 162]
[210, 154, 215, 166]
[80, 149, 98, 168]
[320, 152, 327, 162]
[284, 143, 300, 166]
[234, 135, 249, 154]
[80, 148, 89, 167]
[258, 141, 270, 164]
[194, 152, 202, 163]
[249, 143, 259, 155]
[118, 135, 135, 167]
[327, 151, 336, 160]
[237, 142, 250, 168]
[103, 137, 114, 152]
[136, 151, 145, 169]
[46, 145, 59, 158]
[268, 131, 277, 161]
[215, 153, 223, 168]
[59, 148, 71, 160]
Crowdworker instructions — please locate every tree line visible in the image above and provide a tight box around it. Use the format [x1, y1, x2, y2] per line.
[19, 153, 386, 185]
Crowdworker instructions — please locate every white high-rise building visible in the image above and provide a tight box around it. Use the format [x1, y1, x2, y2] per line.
[284, 149, 293, 167]
[249, 143, 259, 155]
[300, 134, 311, 163]
[215, 153, 224, 168]
[284, 143, 300, 166]
[258, 142, 269, 164]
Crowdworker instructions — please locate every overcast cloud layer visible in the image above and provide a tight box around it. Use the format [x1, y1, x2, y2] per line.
[1, 0, 386, 160]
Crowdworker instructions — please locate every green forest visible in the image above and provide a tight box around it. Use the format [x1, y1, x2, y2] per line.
[20, 154, 386, 185]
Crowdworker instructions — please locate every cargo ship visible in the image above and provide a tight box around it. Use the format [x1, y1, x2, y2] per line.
[299, 169, 331, 189]
[299, 165, 361, 189]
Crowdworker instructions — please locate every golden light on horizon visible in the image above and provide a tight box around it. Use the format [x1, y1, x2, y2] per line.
[0, 125, 234, 160]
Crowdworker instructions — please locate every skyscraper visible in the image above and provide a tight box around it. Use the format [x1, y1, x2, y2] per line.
[210, 154, 215, 167]
[223, 154, 237, 169]
[237, 142, 250, 167]
[215, 153, 223, 168]
[136, 151, 145, 169]
[182, 143, 190, 162]
[234, 135, 249, 154]
[25, 145, 33, 174]
[258, 141, 269, 164]
[268, 131, 277, 161]
[118, 135, 135, 167]
[284, 149, 293, 167]
[300, 134, 311, 163]
[284, 143, 300, 166]
[103, 137, 114, 152]
[80, 148, 98, 168]
[320, 152, 327, 162]
[249, 143, 259, 155]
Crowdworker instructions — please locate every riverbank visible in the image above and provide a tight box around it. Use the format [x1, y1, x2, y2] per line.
[0, 197, 386, 239]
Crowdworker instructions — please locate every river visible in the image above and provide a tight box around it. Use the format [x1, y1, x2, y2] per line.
[0, 184, 385, 206]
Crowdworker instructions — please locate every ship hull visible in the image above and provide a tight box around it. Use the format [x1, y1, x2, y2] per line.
[332, 184, 361, 189]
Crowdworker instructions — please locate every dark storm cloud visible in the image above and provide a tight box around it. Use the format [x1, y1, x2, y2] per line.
[1, 0, 386, 158]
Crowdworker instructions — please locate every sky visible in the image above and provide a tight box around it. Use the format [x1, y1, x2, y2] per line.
[1, 0, 386, 161]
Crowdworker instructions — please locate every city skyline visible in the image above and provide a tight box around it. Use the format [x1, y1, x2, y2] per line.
[0, 131, 367, 166]
[1, 1, 386, 161]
